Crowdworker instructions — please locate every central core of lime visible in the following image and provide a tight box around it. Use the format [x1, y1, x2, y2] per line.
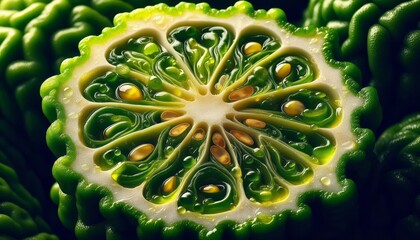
[184, 93, 234, 125]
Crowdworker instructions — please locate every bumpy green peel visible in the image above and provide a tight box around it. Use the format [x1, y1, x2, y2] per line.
[0, 117, 57, 239]
[42, 1, 379, 239]
[372, 114, 420, 239]
[303, 0, 420, 129]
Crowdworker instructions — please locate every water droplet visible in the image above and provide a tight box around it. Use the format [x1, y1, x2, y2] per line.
[309, 38, 319, 44]
[182, 156, 196, 169]
[164, 146, 175, 156]
[231, 167, 242, 178]
[253, 148, 265, 158]
[116, 64, 130, 76]
[63, 87, 74, 98]
[148, 76, 163, 91]
[68, 112, 78, 119]
[81, 164, 89, 171]
[114, 149, 121, 156]
[310, 124, 318, 130]
[143, 42, 160, 56]
[62, 97, 70, 104]
[257, 212, 274, 224]
[342, 141, 355, 149]
[259, 190, 272, 201]
[320, 176, 331, 186]
[177, 206, 186, 214]
[152, 14, 168, 29]
[244, 155, 254, 165]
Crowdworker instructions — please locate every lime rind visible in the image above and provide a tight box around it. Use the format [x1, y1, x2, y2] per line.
[42, 1, 379, 238]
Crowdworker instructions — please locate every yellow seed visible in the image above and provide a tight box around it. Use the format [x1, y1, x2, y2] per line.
[117, 83, 143, 101]
[244, 118, 266, 129]
[193, 128, 206, 141]
[230, 130, 254, 146]
[128, 144, 154, 161]
[275, 63, 292, 79]
[283, 100, 305, 116]
[169, 123, 190, 137]
[228, 85, 254, 101]
[212, 132, 226, 148]
[201, 184, 220, 193]
[210, 145, 231, 165]
[161, 111, 181, 121]
[243, 42, 262, 55]
[162, 176, 177, 194]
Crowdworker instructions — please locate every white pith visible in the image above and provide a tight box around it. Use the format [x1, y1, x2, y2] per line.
[58, 11, 363, 229]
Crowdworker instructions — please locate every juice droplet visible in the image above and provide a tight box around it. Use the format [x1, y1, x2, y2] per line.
[169, 123, 190, 137]
[210, 145, 231, 165]
[230, 130, 254, 146]
[128, 144, 154, 161]
[283, 100, 305, 116]
[228, 85, 254, 101]
[243, 42, 262, 55]
[212, 132, 226, 148]
[244, 118, 266, 129]
[117, 83, 143, 101]
[275, 63, 292, 79]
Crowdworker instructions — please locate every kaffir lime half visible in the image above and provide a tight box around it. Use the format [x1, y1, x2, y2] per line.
[41, 1, 375, 238]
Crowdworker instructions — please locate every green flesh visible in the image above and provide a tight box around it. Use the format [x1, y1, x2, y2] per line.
[71, 25, 342, 212]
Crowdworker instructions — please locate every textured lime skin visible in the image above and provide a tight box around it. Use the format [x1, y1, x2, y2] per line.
[40, 1, 380, 239]
[0, 117, 58, 239]
[370, 114, 420, 240]
[303, 0, 420, 130]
